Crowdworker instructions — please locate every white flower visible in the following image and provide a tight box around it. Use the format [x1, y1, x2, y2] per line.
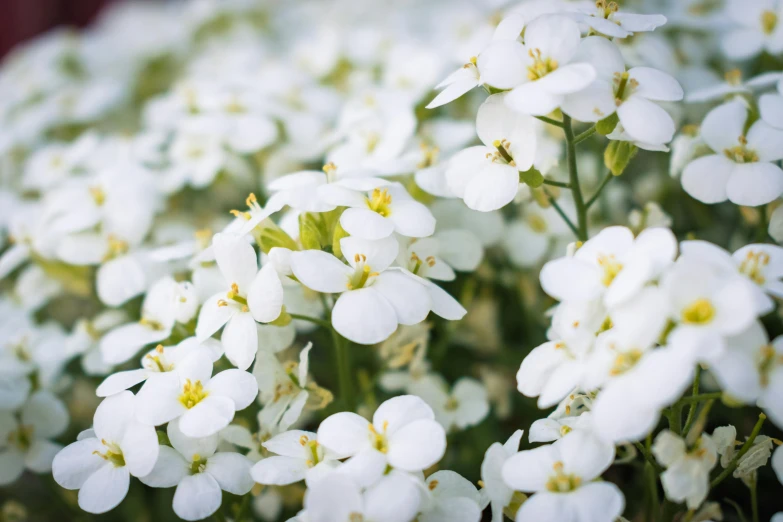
[99, 276, 183, 365]
[0, 391, 68, 485]
[135, 350, 258, 437]
[721, 0, 783, 60]
[498, 15, 597, 116]
[480, 429, 524, 522]
[320, 182, 435, 240]
[573, 2, 667, 38]
[250, 429, 339, 486]
[687, 70, 781, 104]
[529, 412, 594, 443]
[304, 471, 423, 522]
[502, 430, 622, 522]
[52, 391, 159, 514]
[419, 470, 483, 522]
[317, 395, 446, 484]
[773, 444, 783, 484]
[426, 58, 481, 109]
[681, 100, 783, 207]
[660, 256, 757, 361]
[710, 322, 783, 427]
[445, 94, 536, 212]
[540, 226, 677, 308]
[254, 343, 313, 433]
[561, 36, 682, 146]
[653, 430, 717, 510]
[290, 236, 433, 345]
[96, 337, 222, 397]
[196, 232, 284, 370]
[398, 230, 483, 281]
[409, 376, 490, 432]
[140, 418, 254, 521]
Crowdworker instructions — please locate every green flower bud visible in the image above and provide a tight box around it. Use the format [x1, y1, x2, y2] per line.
[604, 140, 638, 176]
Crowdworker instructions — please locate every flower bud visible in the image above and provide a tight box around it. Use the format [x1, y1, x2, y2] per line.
[604, 141, 638, 176]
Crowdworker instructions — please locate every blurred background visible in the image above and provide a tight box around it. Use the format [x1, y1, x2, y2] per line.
[1, 0, 113, 58]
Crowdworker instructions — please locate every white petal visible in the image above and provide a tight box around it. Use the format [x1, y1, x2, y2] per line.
[206, 452, 254, 494]
[727, 162, 783, 207]
[332, 288, 398, 345]
[173, 472, 223, 521]
[445, 146, 490, 198]
[52, 438, 105, 490]
[387, 419, 445, 471]
[139, 445, 188, 488]
[681, 155, 734, 204]
[628, 67, 683, 101]
[93, 391, 134, 443]
[290, 250, 351, 293]
[524, 15, 581, 64]
[213, 233, 258, 290]
[179, 395, 236, 438]
[340, 208, 395, 240]
[317, 412, 370, 458]
[100, 323, 171, 365]
[372, 272, 430, 325]
[0, 451, 25, 485]
[341, 236, 400, 272]
[167, 418, 219, 461]
[760, 93, 783, 130]
[78, 463, 130, 514]
[502, 444, 558, 492]
[536, 63, 597, 95]
[388, 200, 436, 238]
[251, 455, 308, 485]
[505, 82, 564, 116]
[120, 420, 159, 477]
[477, 41, 527, 89]
[540, 257, 603, 302]
[363, 473, 423, 522]
[556, 430, 614, 480]
[304, 473, 362, 522]
[561, 80, 616, 122]
[25, 440, 62, 473]
[247, 263, 284, 323]
[196, 292, 237, 341]
[701, 101, 748, 152]
[222, 312, 258, 370]
[21, 390, 68, 437]
[135, 372, 186, 426]
[463, 163, 519, 212]
[207, 369, 258, 410]
[746, 120, 783, 162]
[96, 369, 148, 397]
[617, 96, 675, 144]
[721, 29, 764, 61]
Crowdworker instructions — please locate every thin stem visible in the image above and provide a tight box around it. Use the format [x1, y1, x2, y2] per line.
[750, 474, 759, 522]
[543, 188, 580, 237]
[634, 441, 663, 474]
[289, 313, 332, 329]
[535, 115, 563, 127]
[645, 462, 661, 522]
[666, 405, 682, 436]
[573, 124, 597, 145]
[542, 179, 571, 189]
[682, 371, 701, 436]
[756, 205, 768, 243]
[586, 171, 613, 209]
[677, 392, 722, 404]
[563, 115, 588, 241]
[710, 413, 767, 488]
[331, 327, 355, 412]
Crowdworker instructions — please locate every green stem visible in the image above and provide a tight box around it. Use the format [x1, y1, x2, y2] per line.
[563, 115, 588, 241]
[542, 179, 571, 189]
[289, 313, 332, 329]
[585, 171, 613, 209]
[543, 188, 580, 237]
[677, 392, 722, 404]
[756, 205, 768, 243]
[331, 327, 355, 411]
[634, 441, 663, 474]
[573, 124, 597, 145]
[710, 413, 767, 488]
[535, 115, 563, 127]
[750, 474, 759, 522]
[645, 462, 661, 522]
[666, 405, 682, 435]
[682, 371, 701, 436]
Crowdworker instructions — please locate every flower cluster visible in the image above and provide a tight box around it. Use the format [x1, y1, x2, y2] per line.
[1, 0, 783, 522]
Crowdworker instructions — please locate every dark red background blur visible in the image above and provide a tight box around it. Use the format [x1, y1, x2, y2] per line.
[0, 0, 114, 57]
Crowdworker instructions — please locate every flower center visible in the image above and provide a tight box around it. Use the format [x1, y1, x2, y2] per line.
[179, 379, 208, 409]
[723, 136, 758, 163]
[89, 186, 106, 206]
[347, 254, 378, 290]
[299, 434, 323, 467]
[93, 439, 126, 467]
[368, 421, 389, 453]
[739, 250, 769, 285]
[366, 188, 392, 217]
[139, 317, 165, 330]
[229, 192, 261, 221]
[609, 348, 643, 376]
[595, 0, 619, 18]
[762, 10, 778, 34]
[103, 235, 129, 262]
[681, 298, 715, 325]
[597, 254, 623, 286]
[409, 252, 436, 275]
[417, 143, 440, 169]
[527, 49, 558, 81]
[757, 344, 783, 387]
[217, 282, 249, 312]
[613, 71, 638, 104]
[445, 396, 459, 411]
[527, 214, 548, 234]
[725, 69, 742, 86]
[144, 344, 172, 373]
[8, 425, 34, 451]
[545, 461, 582, 492]
[189, 453, 209, 474]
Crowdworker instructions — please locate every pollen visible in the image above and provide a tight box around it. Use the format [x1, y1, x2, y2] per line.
[428, 480, 439, 490]
[139, 317, 165, 330]
[761, 10, 778, 35]
[89, 186, 106, 206]
[179, 379, 208, 409]
[725, 69, 742, 86]
[597, 254, 623, 287]
[681, 298, 716, 325]
[527, 48, 558, 80]
[545, 461, 582, 492]
[739, 250, 769, 285]
[367, 188, 393, 217]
